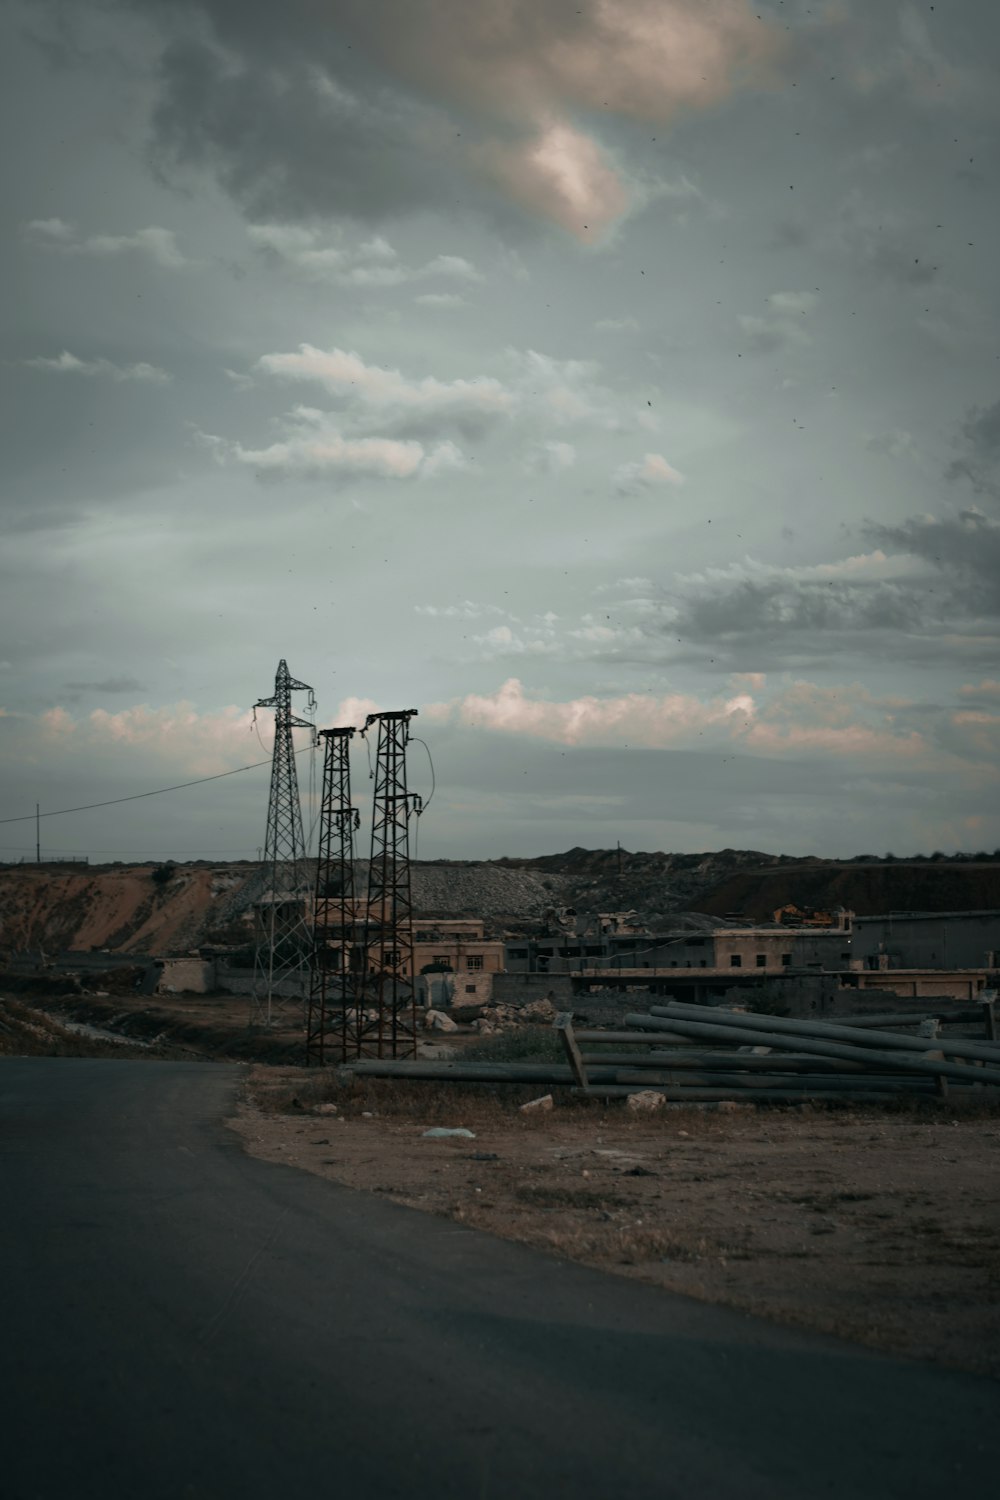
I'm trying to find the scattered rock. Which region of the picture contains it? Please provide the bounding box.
[422,1127,476,1139]
[714,1100,753,1114]
[475,998,557,1035]
[450,1004,484,1024]
[626,1090,665,1114]
[519,1094,554,1114]
[624,1165,658,1177]
[314,1102,339,1115]
[469,1151,500,1161]
[422,1008,458,1032]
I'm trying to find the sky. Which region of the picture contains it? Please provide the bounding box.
[1,0,999,864]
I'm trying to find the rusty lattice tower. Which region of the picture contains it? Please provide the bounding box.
[306,727,361,1065]
[250,659,316,1027]
[360,710,421,1058]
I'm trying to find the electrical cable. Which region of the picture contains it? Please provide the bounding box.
[0,748,313,827]
[410,736,436,815]
[409,735,435,864]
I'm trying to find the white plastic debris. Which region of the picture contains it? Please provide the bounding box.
[421,1127,476,1139]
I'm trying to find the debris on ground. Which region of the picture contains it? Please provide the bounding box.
[475,999,557,1034]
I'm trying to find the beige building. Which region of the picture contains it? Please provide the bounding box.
[311,902,504,1006]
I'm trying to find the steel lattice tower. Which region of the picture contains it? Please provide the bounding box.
[359,710,421,1058]
[250,659,316,1027]
[305,728,361,1065]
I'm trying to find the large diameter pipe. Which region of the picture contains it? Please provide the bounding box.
[648,1001,1000,1066]
[625,1013,1000,1087]
[571,1086,932,1104]
[581,1050,929,1074]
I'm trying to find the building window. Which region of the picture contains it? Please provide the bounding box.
[730,955,742,968]
[467,954,484,970]
[465,984,477,994]
[756,954,767,967]
[385,950,400,968]
[433,954,450,965]
[781,953,791,967]
[699,959,707,968]
[840,952,851,962]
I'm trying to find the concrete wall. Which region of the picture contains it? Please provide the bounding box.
[852,912,1000,970]
[156,958,215,995]
[491,972,573,1007]
[215,965,305,1000]
[505,927,852,975]
[418,970,494,1008]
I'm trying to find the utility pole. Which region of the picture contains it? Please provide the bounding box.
[360,710,421,1058]
[36,804,41,864]
[250,659,316,1027]
[306,728,360,1065]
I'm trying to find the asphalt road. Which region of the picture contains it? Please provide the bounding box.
[1,1060,996,1500]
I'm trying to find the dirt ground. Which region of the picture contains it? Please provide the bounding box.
[232,1067,1000,1380]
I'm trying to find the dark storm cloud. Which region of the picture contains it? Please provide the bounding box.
[946,398,1000,500]
[615,509,1000,672]
[42,0,794,236]
[148,35,455,226]
[862,508,1000,609]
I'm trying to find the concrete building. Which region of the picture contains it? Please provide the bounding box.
[504,917,853,975]
[412,918,505,1007]
[851,910,1000,971]
[309,901,504,1006]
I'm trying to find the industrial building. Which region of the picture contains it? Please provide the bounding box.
[851,910,1000,972]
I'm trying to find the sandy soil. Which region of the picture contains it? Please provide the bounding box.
[232,1068,1000,1379]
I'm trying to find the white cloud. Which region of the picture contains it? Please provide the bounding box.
[199,409,464,480]
[25,220,187,268]
[469,627,560,659]
[414,292,467,308]
[254,344,514,426]
[426,676,755,747]
[23,351,171,383]
[415,601,506,619]
[248,224,481,286]
[595,316,639,332]
[614,452,685,495]
[738,290,818,353]
[524,440,576,474]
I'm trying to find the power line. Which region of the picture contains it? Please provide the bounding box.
[0,749,312,828]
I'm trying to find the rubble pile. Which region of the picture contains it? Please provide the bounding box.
[474,998,557,1034]
[409,863,568,921]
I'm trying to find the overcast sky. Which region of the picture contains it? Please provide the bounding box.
[1,0,999,864]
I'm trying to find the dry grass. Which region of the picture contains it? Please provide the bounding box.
[0,998,154,1058]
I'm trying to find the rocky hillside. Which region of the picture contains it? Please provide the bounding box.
[499,846,795,924]
[1,850,996,958]
[695,861,1000,922]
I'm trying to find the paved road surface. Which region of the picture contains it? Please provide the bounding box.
[1,1059,996,1499]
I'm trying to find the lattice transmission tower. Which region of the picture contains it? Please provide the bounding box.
[359,710,421,1058]
[250,659,316,1027]
[306,727,361,1065]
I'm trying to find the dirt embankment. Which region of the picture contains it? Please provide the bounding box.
[234,1070,1000,1380]
[0,864,259,956]
[2,852,998,962]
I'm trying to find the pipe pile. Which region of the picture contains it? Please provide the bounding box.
[341,1000,1000,1106]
